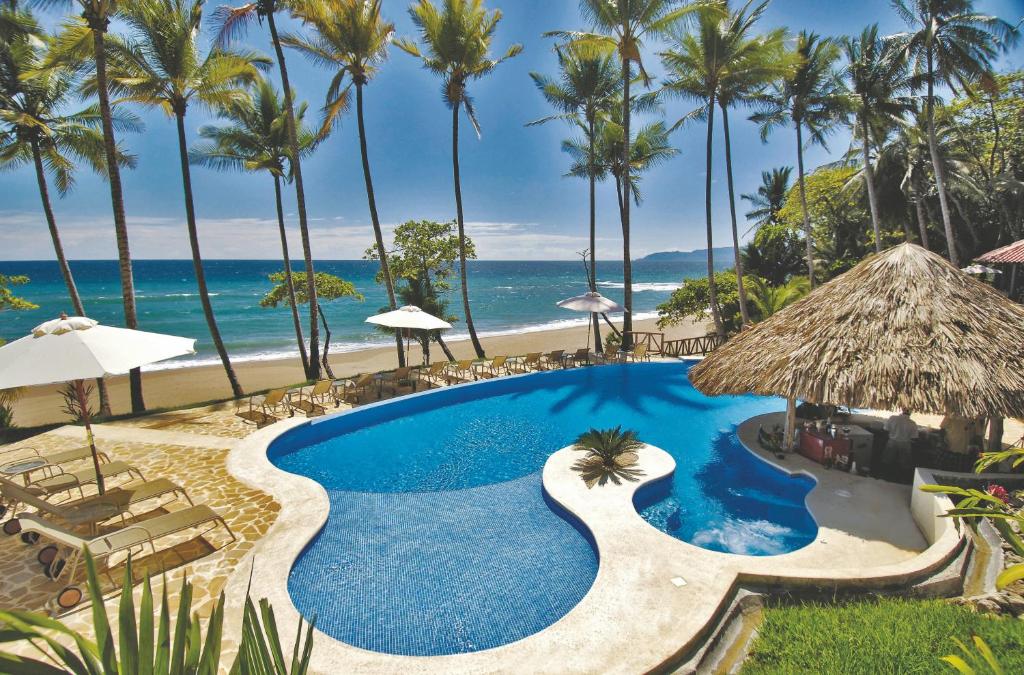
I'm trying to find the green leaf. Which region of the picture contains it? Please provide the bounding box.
[940,655,976,674]
[118,556,139,675]
[84,547,118,674]
[139,576,155,675]
[155,577,171,675]
[169,576,193,675]
[971,635,1003,675]
[995,564,1024,590]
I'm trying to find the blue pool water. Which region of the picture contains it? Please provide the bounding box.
[268,362,818,656]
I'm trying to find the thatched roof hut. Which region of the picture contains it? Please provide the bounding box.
[689,243,1024,419]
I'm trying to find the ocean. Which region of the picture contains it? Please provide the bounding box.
[0,259,723,370]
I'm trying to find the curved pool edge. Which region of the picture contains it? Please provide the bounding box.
[219,379,969,674]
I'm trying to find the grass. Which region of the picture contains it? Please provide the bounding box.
[740,597,1024,674]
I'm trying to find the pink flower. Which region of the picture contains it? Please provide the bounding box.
[986,484,1010,504]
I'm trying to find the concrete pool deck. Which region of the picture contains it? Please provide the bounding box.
[221,405,966,674]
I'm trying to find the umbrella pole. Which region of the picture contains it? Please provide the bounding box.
[74,379,105,494]
[783,397,797,452]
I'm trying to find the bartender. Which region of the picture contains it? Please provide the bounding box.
[884,409,918,467]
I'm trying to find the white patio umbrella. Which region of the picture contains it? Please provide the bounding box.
[961,264,1002,275]
[365,305,452,366]
[556,291,627,350]
[0,314,196,493]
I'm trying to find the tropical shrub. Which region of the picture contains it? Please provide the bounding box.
[657,271,744,334]
[571,426,645,488]
[0,549,315,674]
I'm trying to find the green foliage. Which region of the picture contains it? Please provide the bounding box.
[657,271,742,333]
[746,276,809,320]
[571,426,645,488]
[0,273,38,311]
[741,598,1024,675]
[261,271,362,308]
[0,548,316,674]
[741,222,805,285]
[742,166,792,230]
[365,219,472,293]
[942,635,1006,675]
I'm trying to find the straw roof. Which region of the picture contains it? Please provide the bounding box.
[977,239,1024,264]
[689,243,1024,418]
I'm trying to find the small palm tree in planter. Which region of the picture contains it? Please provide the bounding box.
[572,426,646,488]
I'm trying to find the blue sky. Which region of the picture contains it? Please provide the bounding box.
[2,0,1022,261]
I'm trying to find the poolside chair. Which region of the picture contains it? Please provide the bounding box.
[540,350,565,370]
[444,360,477,384]
[236,387,292,428]
[619,343,650,363]
[290,380,337,417]
[473,356,509,379]
[16,504,235,583]
[568,348,591,367]
[1,476,191,534]
[417,361,449,388]
[508,352,542,374]
[338,373,379,404]
[0,445,111,471]
[382,367,418,396]
[27,461,145,500]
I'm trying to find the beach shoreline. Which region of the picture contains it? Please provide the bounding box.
[11,315,708,427]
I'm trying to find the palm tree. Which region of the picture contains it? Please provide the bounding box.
[528,43,619,352]
[38,0,145,411]
[892,0,1018,266]
[0,10,140,416]
[282,0,407,368]
[742,166,791,228]
[110,0,268,398]
[547,0,700,348]
[746,275,808,320]
[661,0,784,331]
[841,24,912,253]
[213,0,323,380]
[395,0,522,359]
[751,31,847,288]
[189,77,316,375]
[571,425,645,488]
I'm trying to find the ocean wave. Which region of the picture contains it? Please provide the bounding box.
[597,280,681,292]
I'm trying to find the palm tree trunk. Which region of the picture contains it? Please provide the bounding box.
[913,173,930,249]
[267,10,319,379]
[318,307,335,379]
[925,50,958,266]
[721,105,749,327]
[861,115,883,253]
[704,97,724,336]
[620,57,633,350]
[452,100,485,358]
[89,21,143,412]
[795,122,815,286]
[436,334,455,361]
[31,138,112,416]
[273,175,309,374]
[174,111,243,398]
[356,82,405,367]
[587,114,602,353]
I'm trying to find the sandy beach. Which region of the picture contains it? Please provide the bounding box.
[11,315,708,427]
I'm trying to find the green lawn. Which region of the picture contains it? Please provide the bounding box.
[740,598,1024,674]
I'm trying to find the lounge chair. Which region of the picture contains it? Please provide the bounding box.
[236,387,292,428]
[444,360,477,384]
[1,476,191,533]
[508,352,542,374]
[540,350,565,370]
[417,361,449,387]
[16,504,235,582]
[27,461,144,500]
[290,380,337,417]
[0,446,111,471]
[625,344,650,362]
[382,367,418,396]
[338,373,379,403]
[474,356,509,379]
[567,348,591,367]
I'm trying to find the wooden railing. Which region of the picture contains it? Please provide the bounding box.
[661,333,727,357]
[623,331,664,354]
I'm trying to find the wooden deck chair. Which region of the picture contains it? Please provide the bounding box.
[417,361,449,387]
[382,367,417,396]
[540,350,565,370]
[27,461,144,501]
[338,373,379,403]
[1,476,191,534]
[444,360,477,383]
[16,504,235,583]
[473,356,509,379]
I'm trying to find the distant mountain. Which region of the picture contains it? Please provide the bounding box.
[637,247,734,262]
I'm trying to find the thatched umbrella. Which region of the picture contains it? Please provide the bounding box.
[689,243,1024,446]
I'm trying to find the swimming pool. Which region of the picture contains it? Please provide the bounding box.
[268,362,818,656]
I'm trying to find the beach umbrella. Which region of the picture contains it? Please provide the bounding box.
[556,291,626,350]
[365,306,452,365]
[0,314,196,493]
[961,264,1001,275]
[689,243,1024,449]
